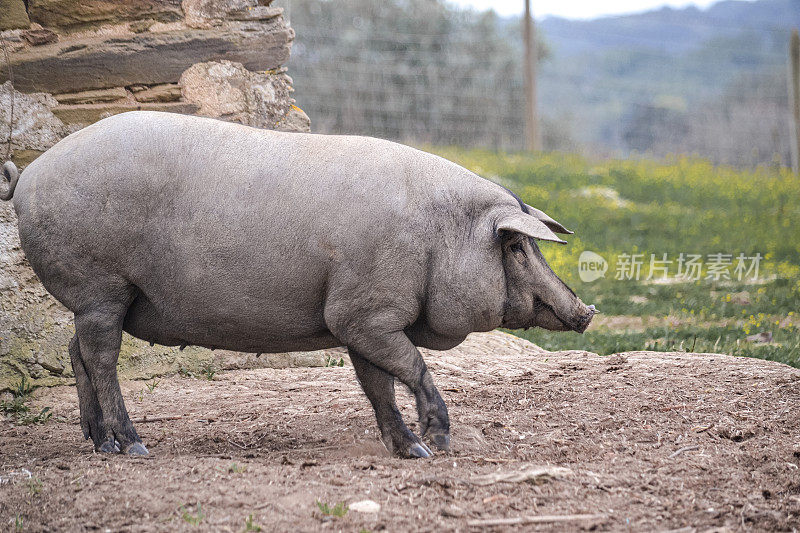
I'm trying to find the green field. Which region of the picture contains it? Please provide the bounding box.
[431,148,800,367]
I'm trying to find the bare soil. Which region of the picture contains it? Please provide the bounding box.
[2,331,799,532]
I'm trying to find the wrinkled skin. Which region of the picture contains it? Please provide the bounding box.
[3,111,595,458]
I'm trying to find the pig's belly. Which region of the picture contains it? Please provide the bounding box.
[122,291,342,353]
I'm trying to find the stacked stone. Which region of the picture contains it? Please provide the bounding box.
[0,0,313,391]
[0,0,310,167]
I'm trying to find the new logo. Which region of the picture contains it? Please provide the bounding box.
[578,251,608,282]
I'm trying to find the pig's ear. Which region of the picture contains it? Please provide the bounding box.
[496,213,568,244]
[524,204,573,235]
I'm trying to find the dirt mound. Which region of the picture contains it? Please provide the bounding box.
[1,331,799,531]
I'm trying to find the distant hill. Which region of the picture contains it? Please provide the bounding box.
[540,0,799,55]
[535,0,800,162]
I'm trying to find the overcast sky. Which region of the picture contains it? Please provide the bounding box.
[447,0,751,19]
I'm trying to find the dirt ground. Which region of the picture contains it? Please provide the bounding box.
[2,331,799,532]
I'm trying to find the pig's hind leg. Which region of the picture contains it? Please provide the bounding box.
[72,283,148,456]
[69,334,118,453]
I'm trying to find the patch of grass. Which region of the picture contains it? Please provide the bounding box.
[27,477,42,497]
[1,376,34,415]
[201,362,217,381]
[226,462,246,474]
[244,513,262,532]
[179,503,204,526]
[146,379,159,393]
[19,407,52,425]
[316,500,348,518]
[510,279,800,366]
[0,395,28,416]
[1,377,52,425]
[514,323,800,364]
[14,514,23,531]
[324,355,345,367]
[12,376,34,397]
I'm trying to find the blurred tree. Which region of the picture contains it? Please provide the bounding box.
[285,0,558,150]
[622,69,792,167]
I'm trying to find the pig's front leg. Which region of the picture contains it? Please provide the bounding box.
[350,350,432,458]
[346,330,451,456]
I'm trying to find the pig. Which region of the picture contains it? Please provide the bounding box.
[1,111,595,458]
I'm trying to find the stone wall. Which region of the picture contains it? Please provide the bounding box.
[0,0,310,167]
[0,0,316,392]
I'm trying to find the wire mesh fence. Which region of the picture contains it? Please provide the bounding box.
[276,0,798,167]
[281,0,527,150]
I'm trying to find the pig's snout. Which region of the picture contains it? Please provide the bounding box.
[570,302,597,333]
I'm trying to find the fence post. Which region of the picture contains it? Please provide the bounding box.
[790,29,800,173]
[523,0,541,152]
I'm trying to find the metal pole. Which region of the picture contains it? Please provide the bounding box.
[523,0,541,152]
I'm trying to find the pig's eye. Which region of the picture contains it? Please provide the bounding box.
[510,242,526,257]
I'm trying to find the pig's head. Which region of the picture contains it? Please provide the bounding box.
[495,203,596,333]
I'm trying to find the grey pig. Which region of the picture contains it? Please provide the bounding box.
[1,111,595,458]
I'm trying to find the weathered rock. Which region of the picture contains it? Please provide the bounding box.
[8,150,44,169]
[1,26,294,94]
[228,6,283,22]
[0,0,30,31]
[180,60,310,132]
[0,81,68,152]
[20,29,59,47]
[27,0,184,33]
[0,31,28,55]
[349,500,381,514]
[182,0,254,28]
[53,87,129,105]
[129,19,157,34]
[277,104,312,133]
[52,101,200,125]
[132,83,182,103]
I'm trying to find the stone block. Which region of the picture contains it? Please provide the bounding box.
[27,0,183,33]
[228,6,283,22]
[21,29,59,46]
[0,81,67,152]
[52,101,199,125]
[1,26,294,94]
[53,87,128,105]
[182,0,253,28]
[0,0,30,31]
[132,83,182,103]
[180,60,309,132]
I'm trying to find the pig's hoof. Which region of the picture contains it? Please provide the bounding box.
[124,442,149,456]
[430,433,450,452]
[409,442,432,458]
[97,439,120,454]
